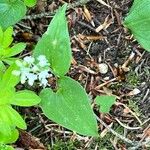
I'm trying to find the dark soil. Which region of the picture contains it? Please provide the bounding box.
[14,0,150,149]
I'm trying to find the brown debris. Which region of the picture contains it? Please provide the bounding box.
[17,130,46,150]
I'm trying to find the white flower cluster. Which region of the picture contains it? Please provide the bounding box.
[13,55,52,87]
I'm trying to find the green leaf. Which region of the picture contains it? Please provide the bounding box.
[0,63,19,89]
[3,57,18,65]
[0,88,15,105]
[0,0,26,29]
[95,95,116,113]
[0,121,18,144]
[0,121,12,137]
[40,76,98,136]
[0,26,3,44]
[2,26,13,48]
[34,4,72,77]
[0,128,19,144]
[0,60,6,80]
[4,43,26,57]
[24,0,37,7]
[11,90,41,106]
[0,105,26,129]
[0,144,15,150]
[124,0,150,51]
[4,145,15,150]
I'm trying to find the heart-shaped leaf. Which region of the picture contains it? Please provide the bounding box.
[40,76,98,136]
[34,4,72,77]
[95,95,116,113]
[124,0,150,51]
[0,0,26,29]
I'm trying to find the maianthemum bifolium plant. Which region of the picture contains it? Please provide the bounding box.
[1,0,148,149]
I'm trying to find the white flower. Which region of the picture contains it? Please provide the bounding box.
[32,65,39,73]
[38,70,52,87]
[26,73,37,86]
[38,70,50,81]
[40,78,48,87]
[20,67,30,84]
[13,55,52,88]
[23,56,35,65]
[21,67,30,75]
[20,74,27,84]
[37,55,50,67]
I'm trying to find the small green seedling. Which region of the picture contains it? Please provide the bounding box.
[95,95,116,113]
[124,0,150,51]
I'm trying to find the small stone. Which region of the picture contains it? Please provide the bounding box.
[98,63,108,74]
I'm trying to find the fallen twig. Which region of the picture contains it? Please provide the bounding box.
[24,0,91,20]
[95,115,137,146]
[115,118,142,130]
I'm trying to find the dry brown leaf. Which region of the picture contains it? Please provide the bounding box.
[18,130,46,150]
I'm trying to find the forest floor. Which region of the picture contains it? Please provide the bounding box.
[14,0,150,149]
